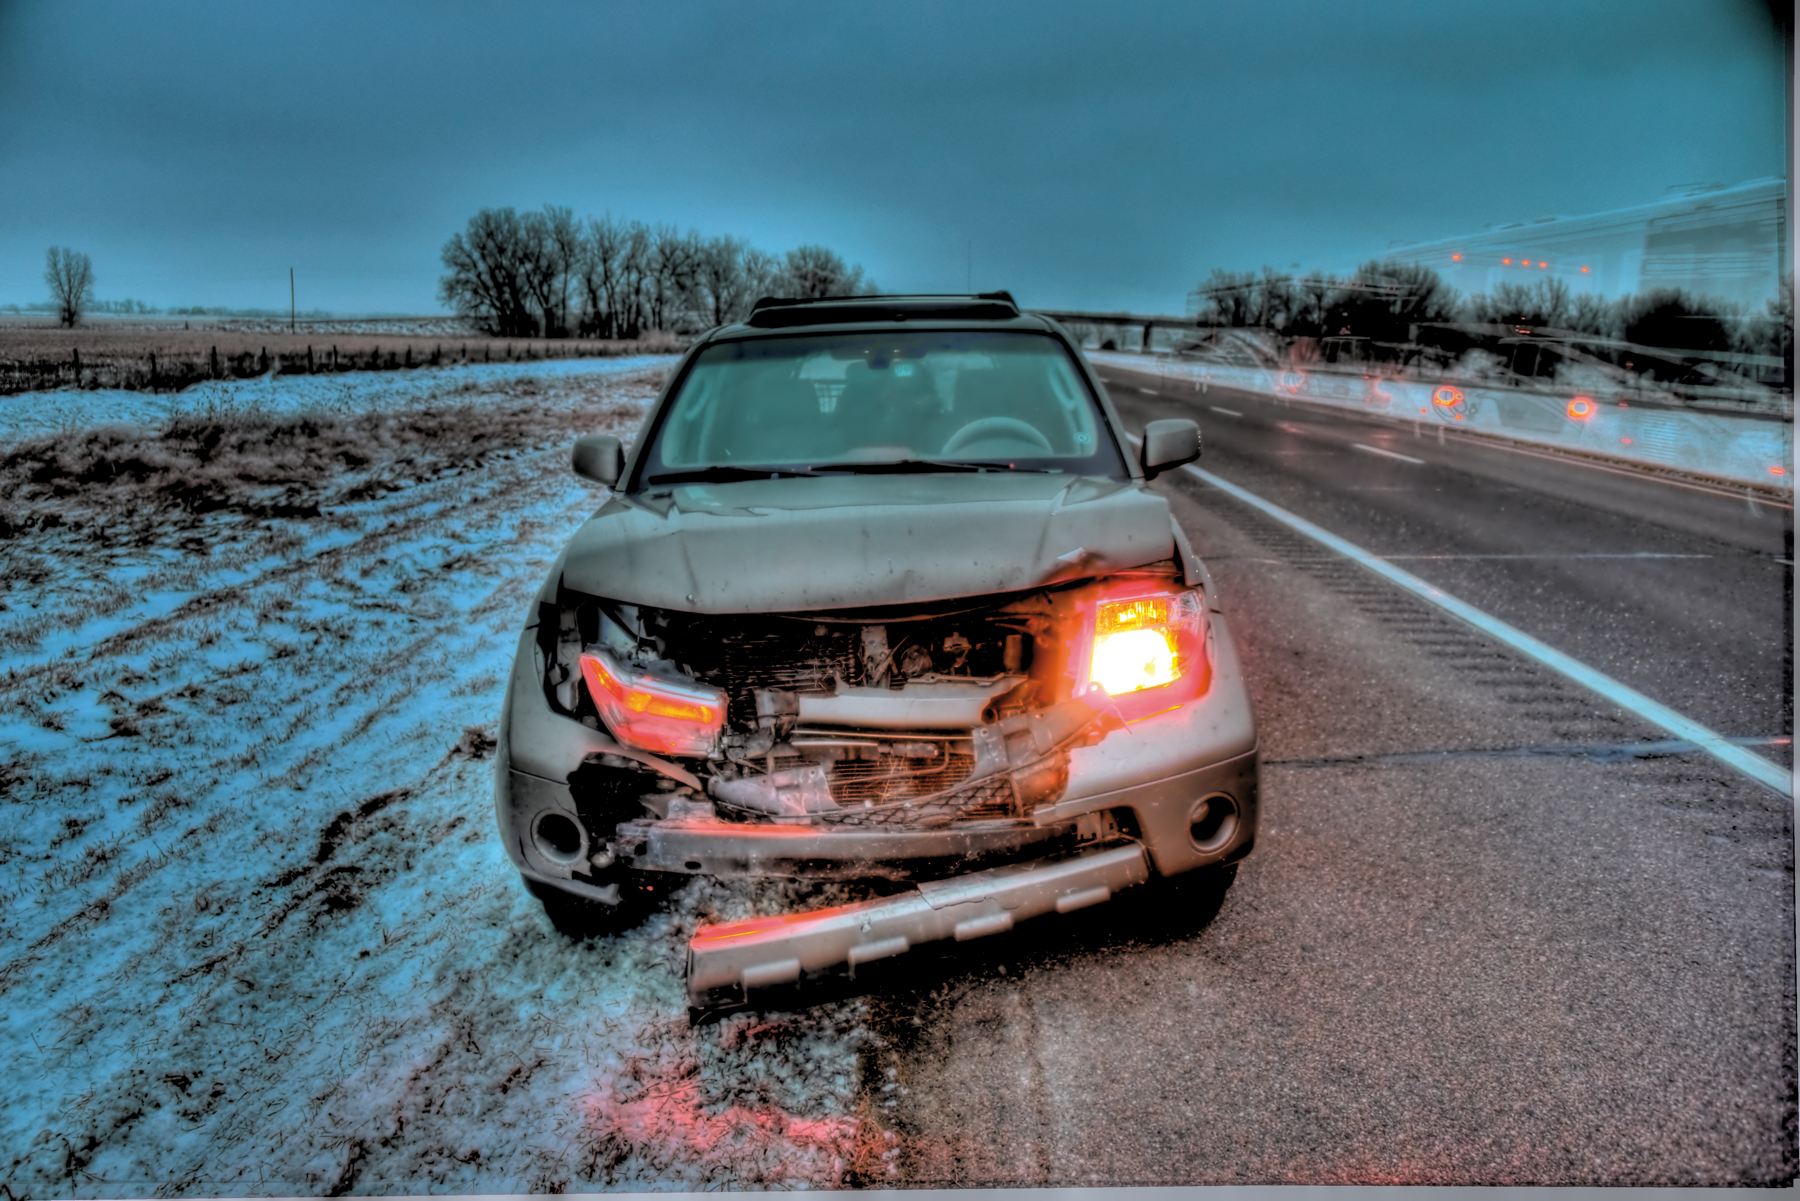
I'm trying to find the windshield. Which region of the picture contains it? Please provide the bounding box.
[633,329,1128,487]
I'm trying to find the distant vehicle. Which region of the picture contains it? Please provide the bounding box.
[494,292,1259,1007]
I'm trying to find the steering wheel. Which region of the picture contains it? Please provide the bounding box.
[940,417,1054,456]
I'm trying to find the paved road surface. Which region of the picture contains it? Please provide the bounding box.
[842,368,1794,1186]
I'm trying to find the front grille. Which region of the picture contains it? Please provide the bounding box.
[763,750,1018,827]
[698,621,863,728]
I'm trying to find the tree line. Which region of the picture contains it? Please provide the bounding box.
[1190,261,1793,381]
[438,206,875,339]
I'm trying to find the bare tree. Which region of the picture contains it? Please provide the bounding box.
[694,235,753,326]
[615,220,652,338]
[781,244,867,298]
[742,248,784,302]
[507,206,579,338]
[1471,277,1573,328]
[1290,273,1338,337]
[439,208,539,337]
[576,214,629,338]
[535,205,583,338]
[44,247,95,328]
[647,225,703,332]
[1193,268,1257,327]
[1565,292,1619,338]
[1254,267,1297,329]
[446,204,874,336]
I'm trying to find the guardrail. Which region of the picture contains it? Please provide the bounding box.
[1089,351,1793,493]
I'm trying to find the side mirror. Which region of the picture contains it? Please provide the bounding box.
[1140,418,1201,480]
[571,433,624,487]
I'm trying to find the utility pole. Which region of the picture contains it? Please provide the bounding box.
[289,268,295,333]
[967,242,972,293]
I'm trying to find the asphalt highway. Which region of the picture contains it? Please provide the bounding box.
[841,368,1795,1186]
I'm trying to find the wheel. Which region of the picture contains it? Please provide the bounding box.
[1117,863,1238,941]
[940,416,1053,455]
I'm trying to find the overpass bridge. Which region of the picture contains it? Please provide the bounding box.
[1031,309,1201,353]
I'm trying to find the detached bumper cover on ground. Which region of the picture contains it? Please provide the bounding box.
[686,840,1151,1005]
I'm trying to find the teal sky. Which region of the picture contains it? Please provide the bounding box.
[0,0,1788,315]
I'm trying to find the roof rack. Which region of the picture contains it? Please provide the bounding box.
[744,291,1021,328]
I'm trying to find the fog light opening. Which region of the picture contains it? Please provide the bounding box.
[533,810,587,866]
[1189,793,1239,853]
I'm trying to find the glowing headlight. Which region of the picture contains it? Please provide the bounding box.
[1084,586,1208,719]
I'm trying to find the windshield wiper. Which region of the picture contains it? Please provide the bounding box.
[810,459,1060,475]
[642,465,822,485]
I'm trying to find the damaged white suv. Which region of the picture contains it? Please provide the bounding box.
[495,292,1257,1006]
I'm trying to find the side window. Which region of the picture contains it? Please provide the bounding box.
[661,367,716,465]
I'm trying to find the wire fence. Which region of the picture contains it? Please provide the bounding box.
[0,333,684,396]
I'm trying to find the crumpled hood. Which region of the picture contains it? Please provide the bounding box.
[560,473,1175,612]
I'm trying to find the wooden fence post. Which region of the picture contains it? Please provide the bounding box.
[307,345,314,373]
[149,351,157,390]
[210,346,219,378]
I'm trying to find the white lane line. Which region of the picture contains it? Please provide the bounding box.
[1138,386,1161,396]
[1353,443,1425,464]
[1184,463,1793,797]
[1209,406,1243,417]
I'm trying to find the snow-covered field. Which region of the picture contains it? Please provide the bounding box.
[0,356,677,445]
[0,360,889,1193]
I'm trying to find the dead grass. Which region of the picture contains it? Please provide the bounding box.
[0,395,641,528]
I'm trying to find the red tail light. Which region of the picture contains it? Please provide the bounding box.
[1075,580,1211,723]
[578,649,726,757]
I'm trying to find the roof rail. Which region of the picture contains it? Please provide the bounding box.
[744,292,1021,328]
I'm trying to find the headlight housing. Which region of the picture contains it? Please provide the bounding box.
[1074,578,1211,723]
[578,647,727,757]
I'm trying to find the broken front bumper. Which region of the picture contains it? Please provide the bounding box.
[686,839,1151,1006]
[497,609,1259,997]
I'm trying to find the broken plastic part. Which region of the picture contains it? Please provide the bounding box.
[685,840,1150,1006]
[969,687,1113,811]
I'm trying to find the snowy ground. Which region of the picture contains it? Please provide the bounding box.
[0,356,677,445]
[0,360,892,1194]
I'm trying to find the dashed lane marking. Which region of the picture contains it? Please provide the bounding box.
[1353,443,1425,464]
[1209,406,1242,417]
[1184,463,1793,797]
